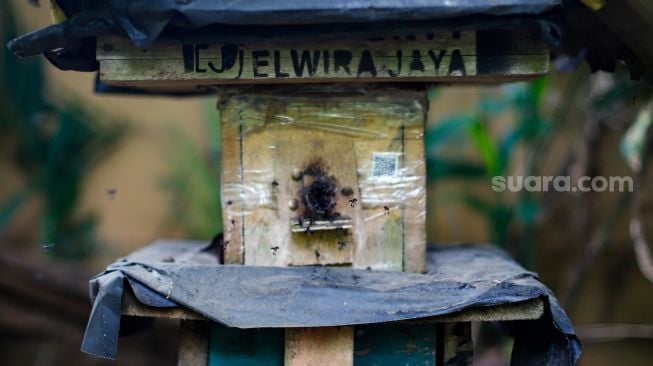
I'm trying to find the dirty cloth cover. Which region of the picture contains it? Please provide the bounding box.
[81,241,581,364]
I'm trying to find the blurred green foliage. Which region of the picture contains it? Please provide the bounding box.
[0,1,126,258]
[427,68,651,269]
[160,100,222,240]
[426,79,558,267]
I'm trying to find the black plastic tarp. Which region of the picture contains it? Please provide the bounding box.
[8,1,653,84]
[7,0,561,71]
[74,0,559,48]
[81,241,581,364]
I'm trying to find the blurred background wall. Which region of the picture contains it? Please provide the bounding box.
[2,0,216,267]
[1,1,653,365]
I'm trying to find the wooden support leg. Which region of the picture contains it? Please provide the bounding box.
[437,322,473,366]
[178,320,210,366]
[285,327,354,366]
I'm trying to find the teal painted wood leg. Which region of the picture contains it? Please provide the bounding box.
[205,322,472,366]
[208,323,285,366]
[354,323,438,366]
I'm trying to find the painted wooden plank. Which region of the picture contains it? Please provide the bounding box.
[208,324,284,366]
[285,327,354,366]
[97,29,548,88]
[178,320,210,366]
[354,323,437,366]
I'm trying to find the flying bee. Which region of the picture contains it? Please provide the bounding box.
[337,240,347,251]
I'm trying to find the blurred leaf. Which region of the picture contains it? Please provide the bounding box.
[462,194,513,247]
[426,115,475,146]
[530,77,548,105]
[203,99,221,155]
[38,103,127,246]
[513,80,548,142]
[0,189,34,233]
[430,78,559,255]
[479,90,512,116]
[516,196,541,225]
[468,118,502,177]
[161,123,222,240]
[1,3,127,259]
[426,86,439,103]
[427,158,486,180]
[427,115,487,178]
[621,99,653,173]
[591,77,638,112]
[498,129,521,173]
[462,194,495,216]
[0,0,46,135]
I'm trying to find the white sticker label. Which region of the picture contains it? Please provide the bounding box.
[372,152,400,178]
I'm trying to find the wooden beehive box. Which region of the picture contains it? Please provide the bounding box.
[220,90,427,272]
[88,25,552,366]
[94,27,549,275]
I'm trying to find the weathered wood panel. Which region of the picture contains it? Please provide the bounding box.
[402,137,427,273]
[220,92,427,269]
[285,327,354,366]
[220,100,246,264]
[97,29,548,89]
